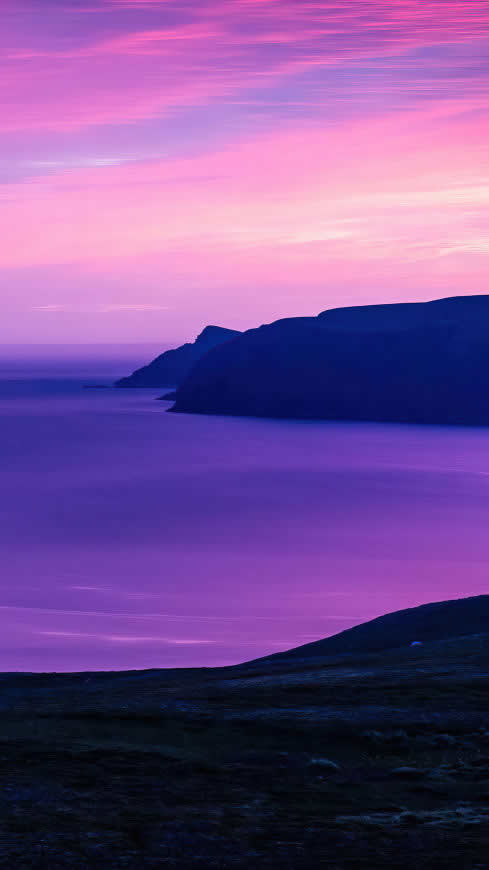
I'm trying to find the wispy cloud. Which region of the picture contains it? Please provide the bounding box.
[32,304,170,312]
[39,630,215,644]
[0,1,488,340]
[2,1,489,133]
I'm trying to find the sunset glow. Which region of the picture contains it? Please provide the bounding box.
[2,0,488,342]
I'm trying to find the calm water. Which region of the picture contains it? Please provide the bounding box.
[1,352,489,672]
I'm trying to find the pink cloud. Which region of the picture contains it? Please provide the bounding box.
[0,0,488,341]
[1,107,487,279]
[1,0,488,133]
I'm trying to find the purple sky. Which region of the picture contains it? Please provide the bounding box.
[1,0,488,344]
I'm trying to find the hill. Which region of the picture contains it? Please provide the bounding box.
[170,295,489,424]
[115,325,240,388]
[3,598,489,867]
[261,594,489,661]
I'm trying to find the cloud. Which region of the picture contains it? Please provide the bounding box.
[39,630,215,644]
[1,1,488,133]
[32,304,170,312]
[0,105,483,287]
[0,0,487,342]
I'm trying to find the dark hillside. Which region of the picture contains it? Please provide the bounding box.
[3,616,489,867]
[262,594,489,661]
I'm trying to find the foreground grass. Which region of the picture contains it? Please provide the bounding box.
[1,635,489,867]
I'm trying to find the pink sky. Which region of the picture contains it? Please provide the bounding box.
[1,0,488,343]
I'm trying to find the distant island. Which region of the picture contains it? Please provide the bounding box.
[168,294,489,425]
[115,325,240,388]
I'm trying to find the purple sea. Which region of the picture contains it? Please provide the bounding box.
[1,347,489,672]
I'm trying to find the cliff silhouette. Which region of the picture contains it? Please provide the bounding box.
[115,325,240,388]
[170,295,489,424]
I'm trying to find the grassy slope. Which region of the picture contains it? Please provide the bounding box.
[2,635,489,867]
[258,594,489,661]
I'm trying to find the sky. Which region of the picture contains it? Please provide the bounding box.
[1,0,488,344]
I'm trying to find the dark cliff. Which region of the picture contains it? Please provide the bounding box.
[170,295,489,424]
[115,325,240,388]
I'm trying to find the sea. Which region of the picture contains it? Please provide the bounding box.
[1,345,489,672]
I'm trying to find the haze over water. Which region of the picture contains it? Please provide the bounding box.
[1,350,489,673]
